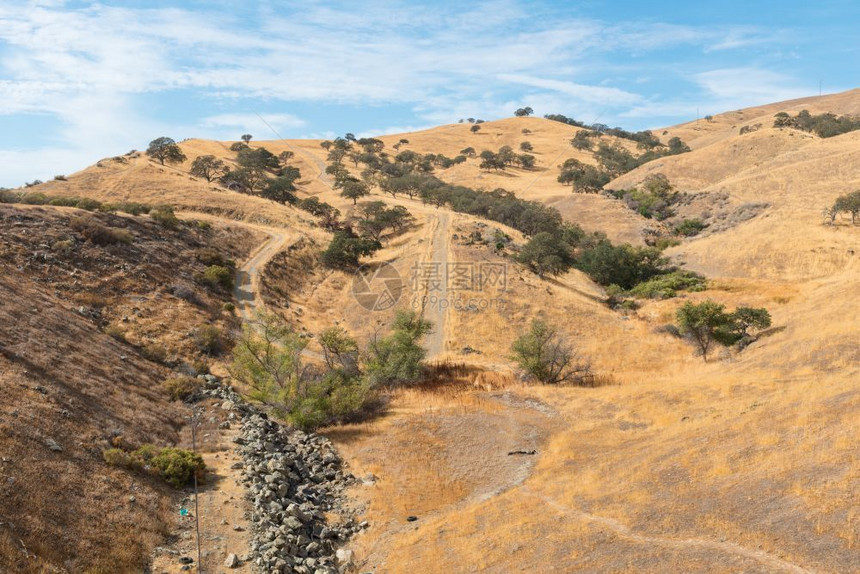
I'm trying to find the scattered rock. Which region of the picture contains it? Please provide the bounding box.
[224,553,240,568]
[44,438,63,452]
[188,380,361,572]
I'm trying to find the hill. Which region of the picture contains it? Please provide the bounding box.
[1,88,859,572]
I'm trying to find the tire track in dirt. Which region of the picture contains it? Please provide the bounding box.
[519,487,814,574]
[421,211,450,359]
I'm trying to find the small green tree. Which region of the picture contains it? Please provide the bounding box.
[676,301,731,361]
[146,137,187,165]
[514,106,534,117]
[364,311,432,387]
[319,326,360,373]
[470,125,481,134]
[262,173,300,204]
[516,232,574,278]
[834,190,860,224]
[519,141,533,152]
[511,319,590,384]
[190,155,227,182]
[339,177,370,205]
[241,134,253,145]
[321,230,381,269]
[229,311,307,416]
[728,306,772,338]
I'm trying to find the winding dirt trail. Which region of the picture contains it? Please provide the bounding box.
[233,228,291,322]
[519,486,814,574]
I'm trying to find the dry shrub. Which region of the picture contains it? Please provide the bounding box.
[161,375,201,401]
[69,215,132,246]
[141,342,168,364]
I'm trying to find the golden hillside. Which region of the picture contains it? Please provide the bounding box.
[2,88,859,572]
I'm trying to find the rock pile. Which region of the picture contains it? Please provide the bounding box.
[194,379,362,574]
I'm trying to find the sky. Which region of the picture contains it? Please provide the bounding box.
[0,0,858,187]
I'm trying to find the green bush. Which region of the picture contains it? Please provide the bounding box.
[197,265,234,290]
[674,218,707,237]
[627,270,707,299]
[48,196,83,207]
[111,201,151,215]
[75,197,103,211]
[21,192,49,205]
[104,444,205,487]
[0,189,21,203]
[150,205,179,228]
[222,302,235,312]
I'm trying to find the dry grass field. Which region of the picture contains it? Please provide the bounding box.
[2,89,859,572]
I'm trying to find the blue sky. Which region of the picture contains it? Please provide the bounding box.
[0,0,858,187]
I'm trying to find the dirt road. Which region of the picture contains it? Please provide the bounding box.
[233,229,290,323]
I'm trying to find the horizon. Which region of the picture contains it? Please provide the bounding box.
[1,0,859,187]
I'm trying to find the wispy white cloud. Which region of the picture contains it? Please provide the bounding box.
[0,0,809,185]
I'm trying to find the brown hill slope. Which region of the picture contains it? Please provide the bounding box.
[0,205,258,572]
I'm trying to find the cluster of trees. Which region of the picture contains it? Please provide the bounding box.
[824,190,860,225]
[607,173,681,220]
[514,107,534,117]
[320,202,414,269]
[559,139,689,194]
[676,301,772,360]
[545,113,688,152]
[774,110,860,138]
[230,311,432,429]
[320,134,467,205]
[557,158,610,193]
[146,135,304,205]
[478,146,535,170]
[216,145,302,204]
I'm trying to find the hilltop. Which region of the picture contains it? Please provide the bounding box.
[1,88,859,572]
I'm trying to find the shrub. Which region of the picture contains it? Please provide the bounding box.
[0,189,21,203]
[222,302,235,312]
[70,215,133,246]
[576,242,667,289]
[511,319,591,384]
[674,218,707,237]
[150,205,179,228]
[104,323,127,342]
[169,282,200,304]
[141,343,168,364]
[627,270,707,299]
[48,196,83,207]
[162,376,201,401]
[21,192,49,205]
[111,201,150,215]
[74,197,103,211]
[197,265,234,291]
[54,174,67,181]
[193,324,228,355]
[149,447,204,487]
[194,247,235,268]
